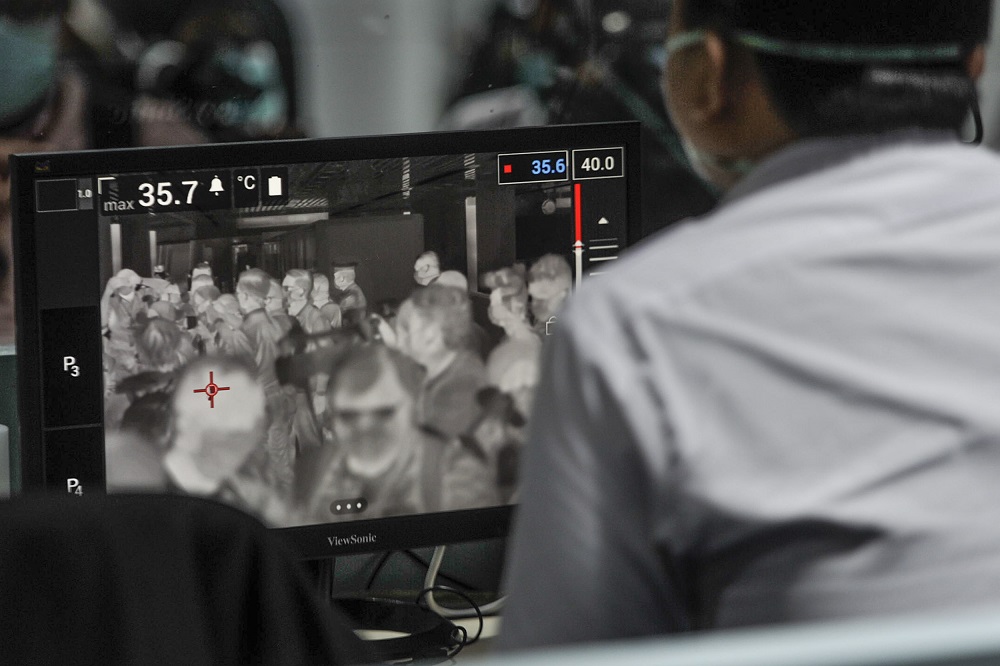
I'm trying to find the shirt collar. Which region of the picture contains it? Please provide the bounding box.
[722,129,959,206]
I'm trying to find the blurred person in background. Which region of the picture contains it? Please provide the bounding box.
[66,0,300,142]
[500,0,1000,651]
[1,0,302,345]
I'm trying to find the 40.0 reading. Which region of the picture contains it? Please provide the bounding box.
[579,156,616,172]
[572,148,625,180]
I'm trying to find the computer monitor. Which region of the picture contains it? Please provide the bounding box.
[11,121,641,558]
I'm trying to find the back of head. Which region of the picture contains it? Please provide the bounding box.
[681,0,992,137]
[136,317,185,372]
[168,355,266,489]
[328,343,424,405]
[237,267,271,301]
[210,293,244,330]
[407,283,474,351]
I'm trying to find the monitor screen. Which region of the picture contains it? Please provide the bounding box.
[11,121,641,557]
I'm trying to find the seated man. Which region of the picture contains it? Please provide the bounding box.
[396,284,488,438]
[500,0,1000,652]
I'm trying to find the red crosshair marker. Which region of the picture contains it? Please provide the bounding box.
[193,371,230,408]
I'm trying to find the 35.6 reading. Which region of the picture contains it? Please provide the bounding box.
[531,158,567,175]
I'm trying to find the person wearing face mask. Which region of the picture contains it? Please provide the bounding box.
[331,259,367,329]
[281,269,329,337]
[499,0,1000,651]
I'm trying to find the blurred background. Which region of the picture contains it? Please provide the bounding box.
[5,0,1000,607]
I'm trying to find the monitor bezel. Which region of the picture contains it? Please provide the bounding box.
[11,121,642,557]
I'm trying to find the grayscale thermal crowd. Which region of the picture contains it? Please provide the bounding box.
[100,249,573,527]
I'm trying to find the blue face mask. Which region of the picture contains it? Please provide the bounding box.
[0,16,59,128]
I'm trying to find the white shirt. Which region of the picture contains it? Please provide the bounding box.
[499,134,1000,650]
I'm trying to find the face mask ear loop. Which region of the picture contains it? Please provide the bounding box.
[965,84,984,146]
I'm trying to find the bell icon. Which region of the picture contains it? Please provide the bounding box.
[209,176,224,195]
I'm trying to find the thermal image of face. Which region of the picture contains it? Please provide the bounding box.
[413,251,441,286]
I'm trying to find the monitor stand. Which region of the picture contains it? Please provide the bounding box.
[311,557,463,663]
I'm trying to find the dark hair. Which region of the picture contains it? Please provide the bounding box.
[680,0,978,138]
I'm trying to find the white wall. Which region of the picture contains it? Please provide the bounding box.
[278,0,495,138]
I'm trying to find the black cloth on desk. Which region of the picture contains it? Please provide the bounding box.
[0,493,372,666]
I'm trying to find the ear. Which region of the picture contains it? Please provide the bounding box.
[692,30,733,123]
[966,44,987,81]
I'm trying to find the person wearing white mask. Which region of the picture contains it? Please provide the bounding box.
[500,0,1000,651]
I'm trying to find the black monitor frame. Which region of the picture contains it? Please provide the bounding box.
[11,121,642,557]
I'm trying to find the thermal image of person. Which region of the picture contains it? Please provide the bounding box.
[500,0,1000,653]
[236,268,295,493]
[282,269,330,336]
[310,272,343,328]
[527,253,572,337]
[256,278,292,341]
[413,250,441,286]
[190,284,222,355]
[308,344,427,521]
[331,259,367,327]
[482,265,542,392]
[101,268,144,340]
[163,356,266,504]
[134,317,195,375]
[396,284,488,438]
[207,294,254,363]
[235,269,284,395]
[307,344,494,522]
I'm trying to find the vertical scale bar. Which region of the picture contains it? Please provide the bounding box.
[573,183,584,287]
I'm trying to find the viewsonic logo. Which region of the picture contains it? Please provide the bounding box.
[328,533,377,547]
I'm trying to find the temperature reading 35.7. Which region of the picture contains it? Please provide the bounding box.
[137,180,200,207]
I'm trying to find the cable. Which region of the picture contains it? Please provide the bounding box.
[402,549,480,591]
[416,585,483,657]
[421,545,506,618]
